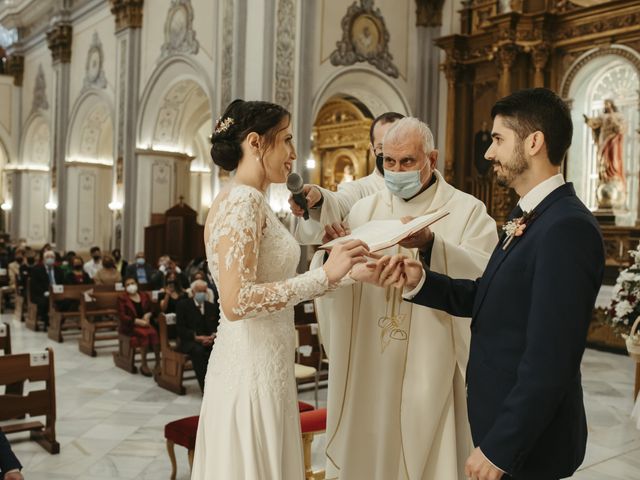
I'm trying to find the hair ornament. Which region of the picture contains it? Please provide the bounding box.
[214,116,234,134]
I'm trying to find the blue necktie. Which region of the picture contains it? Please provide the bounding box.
[48,267,56,285]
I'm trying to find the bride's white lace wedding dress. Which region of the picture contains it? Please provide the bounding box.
[191,184,332,479]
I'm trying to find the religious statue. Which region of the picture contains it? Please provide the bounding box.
[340,164,355,183]
[584,99,627,211]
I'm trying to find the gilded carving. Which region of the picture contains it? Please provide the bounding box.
[531,42,551,70]
[415,0,445,28]
[7,54,24,87]
[110,0,144,32]
[330,0,400,78]
[46,23,73,64]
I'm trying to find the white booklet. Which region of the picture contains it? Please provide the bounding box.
[319,211,449,252]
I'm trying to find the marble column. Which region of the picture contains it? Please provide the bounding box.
[47,17,73,248]
[110,0,143,259]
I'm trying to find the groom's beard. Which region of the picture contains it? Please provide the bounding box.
[495,142,529,188]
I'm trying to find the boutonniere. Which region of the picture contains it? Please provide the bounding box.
[502,211,535,250]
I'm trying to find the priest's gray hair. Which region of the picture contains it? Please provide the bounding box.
[383,117,435,154]
[191,279,208,291]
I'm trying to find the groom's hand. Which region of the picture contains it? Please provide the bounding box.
[465,447,504,480]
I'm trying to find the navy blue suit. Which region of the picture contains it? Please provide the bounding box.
[0,431,22,477]
[409,183,604,479]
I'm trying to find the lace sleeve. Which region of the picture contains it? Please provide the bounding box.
[213,187,329,320]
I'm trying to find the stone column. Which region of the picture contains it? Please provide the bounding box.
[531,42,550,88]
[110,0,144,259]
[47,17,73,248]
[6,54,24,87]
[415,0,445,136]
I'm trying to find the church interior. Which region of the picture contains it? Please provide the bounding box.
[1,0,640,478]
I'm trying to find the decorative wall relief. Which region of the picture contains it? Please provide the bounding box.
[32,64,49,112]
[83,32,107,91]
[151,160,173,213]
[160,0,199,60]
[330,0,399,78]
[77,171,96,245]
[275,0,296,111]
[220,0,234,109]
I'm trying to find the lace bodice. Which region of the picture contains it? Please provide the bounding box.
[204,184,329,399]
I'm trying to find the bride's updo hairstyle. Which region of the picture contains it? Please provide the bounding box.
[210,99,290,171]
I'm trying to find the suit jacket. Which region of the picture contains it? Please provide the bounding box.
[117,292,152,336]
[63,270,93,285]
[30,264,65,299]
[176,297,220,347]
[409,183,604,479]
[0,431,22,476]
[124,264,155,284]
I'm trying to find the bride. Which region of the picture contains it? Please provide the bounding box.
[191,99,370,479]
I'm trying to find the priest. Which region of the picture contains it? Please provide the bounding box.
[312,117,498,479]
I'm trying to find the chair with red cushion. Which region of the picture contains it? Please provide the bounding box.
[164,402,317,479]
[300,407,327,480]
[164,415,199,480]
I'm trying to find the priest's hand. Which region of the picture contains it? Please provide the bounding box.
[288,185,322,217]
[322,239,370,286]
[398,216,434,251]
[465,447,504,480]
[322,221,351,244]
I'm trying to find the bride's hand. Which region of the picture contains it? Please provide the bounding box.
[323,239,370,285]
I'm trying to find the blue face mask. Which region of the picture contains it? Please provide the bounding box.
[384,162,428,199]
[194,292,207,304]
[45,257,55,267]
[136,258,145,266]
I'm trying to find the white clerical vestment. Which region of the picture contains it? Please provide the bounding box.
[311,170,498,480]
[296,171,385,245]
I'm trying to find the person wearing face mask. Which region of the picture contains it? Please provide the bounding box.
[124,252,155,285]
[186,271,215,303]
[311,117,498,480]
[118,277,160,376]
[176,280,220,392]
[29,250,64,330]
[83,246,102,279]
[63,256,92,285]
[93,254,122,285]
[292,112,404,245]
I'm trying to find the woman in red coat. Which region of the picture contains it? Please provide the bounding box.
[118,277,159,376]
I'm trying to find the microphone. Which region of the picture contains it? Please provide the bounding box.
[286,172,309,220]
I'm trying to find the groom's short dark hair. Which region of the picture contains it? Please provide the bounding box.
[491,88,573,167]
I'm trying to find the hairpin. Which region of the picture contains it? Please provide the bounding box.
[214,116,234,134]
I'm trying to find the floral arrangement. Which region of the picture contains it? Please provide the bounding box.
[606,244,640,342]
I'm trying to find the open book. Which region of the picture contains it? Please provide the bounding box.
[319,211,449,252]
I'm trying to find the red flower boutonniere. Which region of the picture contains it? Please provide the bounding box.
[502,211,535,250]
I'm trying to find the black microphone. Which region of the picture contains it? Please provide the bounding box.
[286,172,309,220]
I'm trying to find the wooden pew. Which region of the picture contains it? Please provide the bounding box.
[0,322,11,354]
[25,283,40,331]
[47,284,90,342]
[0,348,60,454]
[155,313,196,395]
[78,290,121,357]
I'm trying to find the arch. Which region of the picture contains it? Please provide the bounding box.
[66,89,115,163]
[312,66,412,121]
[137,54,215,150]
[20,112,51,167]
[561,44,640,224]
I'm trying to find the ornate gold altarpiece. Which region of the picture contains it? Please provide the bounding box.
[436,0,640,272]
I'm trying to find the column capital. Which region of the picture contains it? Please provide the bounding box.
[7,55,24,86]
[110,0,144,33]
[531,42,551,71]
[47,23,73,64]
[441,59,463,84]
[415,0,446,28]
[495,43,519,70]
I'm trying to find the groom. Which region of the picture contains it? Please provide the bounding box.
[371,88,605,480]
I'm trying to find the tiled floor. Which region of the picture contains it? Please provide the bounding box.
[1,312,639,479]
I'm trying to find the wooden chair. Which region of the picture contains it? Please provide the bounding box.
[300,408,327,480]
[155,313,196,395]
[78,290,121,357]
[0,347,60,454]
